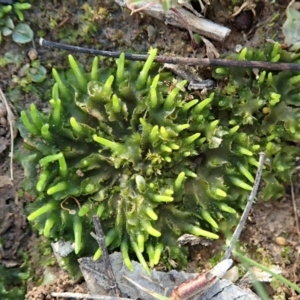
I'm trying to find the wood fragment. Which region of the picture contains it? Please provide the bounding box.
[170,272,217,300]
[81,252,258,300]
[115,0,231,41]
[290,172,300,236]
[201,36,220,58]
[92,216,121,297]
[169,259,232,300]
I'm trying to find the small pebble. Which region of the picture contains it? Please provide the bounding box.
[186,45,194,53]
[28,48,38,61]
[147,25,157,43]
[223,266,239,282]
[235,44,243,53]
[232,6,240,13]
[0,116,7,128]
[275,236,288,246]
[0,103,6,117]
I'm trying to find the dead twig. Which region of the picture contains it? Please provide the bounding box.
[0,88,15,180]
[56,16,70,28]
[290,173,300,236]
[51,292,131,299]
[223,152,265,260]
[40,38,300,71]
[92,216,121,297]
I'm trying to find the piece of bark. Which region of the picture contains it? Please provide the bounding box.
[115,1,231,42]
[78,252,260,300]
[92,216,120,297]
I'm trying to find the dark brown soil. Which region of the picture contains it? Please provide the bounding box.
[25,270,87,300]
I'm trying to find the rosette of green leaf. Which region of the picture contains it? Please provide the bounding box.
[17,49,233,269]
[17,44,300,273]
[213,43,300,200]
[0,3,12,43]
[0,1,32,44]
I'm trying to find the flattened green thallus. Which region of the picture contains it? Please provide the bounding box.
[17,44,300,273]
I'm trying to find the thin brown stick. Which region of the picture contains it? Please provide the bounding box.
[170,7,196,48]
[40,38,300,71]
[51,292,131,299]
[223,152,265,260]
[0,89,15,180]
[290,174,300,236]
[92,216,120,297]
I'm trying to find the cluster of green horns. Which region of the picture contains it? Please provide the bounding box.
[17,44,300,274]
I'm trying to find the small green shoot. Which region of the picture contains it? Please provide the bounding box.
[234,251,300,294]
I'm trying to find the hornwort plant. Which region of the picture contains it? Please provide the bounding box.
[17,43,300,274]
